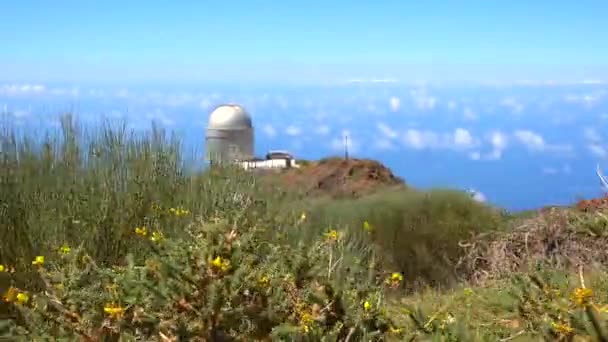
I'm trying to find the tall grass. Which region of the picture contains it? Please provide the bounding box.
[0,116,293,278]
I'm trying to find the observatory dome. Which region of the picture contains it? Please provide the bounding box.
[207,104,252,130]
[205,104,255,164]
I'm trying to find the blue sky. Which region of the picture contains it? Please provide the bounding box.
[2,1,608,83]
[2,2,608,211]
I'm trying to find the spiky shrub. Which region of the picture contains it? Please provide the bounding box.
[2,211,409,340]
[507,267,608,341]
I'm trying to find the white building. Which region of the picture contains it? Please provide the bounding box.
[204,104,299,170]
[205,104,255,164]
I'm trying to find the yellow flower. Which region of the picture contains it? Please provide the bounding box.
[390,326,403,334]
[104,303,125,319]
[258,275,270,287]
[169,207,190,216]
[572,287,593,307]
[385,272,403,288]
[135,226,148,236]
[552,321,573,335]
[363,220,373,232]
[324,229,339,242]
[2,287,18,302]
[59,244,71,254]
[300,212,307,221]
[210,256,231,272]
[150,231,164,242]
[363,301,372,311]
[32,256,44,266]
[300,311,314,325]
[0,264,5,272]
[463,287,474,296]
[16,292,29,305]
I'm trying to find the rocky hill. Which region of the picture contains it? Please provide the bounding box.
[268,157,406,199]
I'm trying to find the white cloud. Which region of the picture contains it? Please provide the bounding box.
[0,84,46,96]
[447,101,458,111]
[263,124,277,138]
[316,125,330,135]
[542,167,558,175]
[513,130,545,151]
[401,129,439,150]
[589,144,608,158]
[116,88,130,98]
[345,78,398,84]
[200,98,213,110]
[469,151,481,160]
[377,122,398,139]
[389,96,401,112]
[285,125,301,136]
[584,127,602,142]
[462,106,477,120]
[374,139,396,150]
[565,90,606,107]
[484,131,508,160]
[501,97,524,113]
[398,128,478,151]
[453,128,475,148]
[471,190,487,203]
[512,130,572,154]
[410,89,437,110]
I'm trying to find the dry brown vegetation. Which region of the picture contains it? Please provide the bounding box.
[272,157,406,199]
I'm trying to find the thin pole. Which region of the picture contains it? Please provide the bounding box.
[344,133,349,160]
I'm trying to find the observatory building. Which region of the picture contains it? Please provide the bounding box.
[204,103,300,170]
[205,104,254,164]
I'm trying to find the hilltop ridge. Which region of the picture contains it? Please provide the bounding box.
[267,157,406,199]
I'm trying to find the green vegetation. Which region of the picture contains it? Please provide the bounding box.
[2,116,608,340]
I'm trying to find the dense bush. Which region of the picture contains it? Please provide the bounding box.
[304,188,505,289]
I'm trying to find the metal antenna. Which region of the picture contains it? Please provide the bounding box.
[344,133,349,160]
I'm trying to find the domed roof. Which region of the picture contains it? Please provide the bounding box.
[207,104,252,130]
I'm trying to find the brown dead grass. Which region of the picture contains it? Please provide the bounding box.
[459,206,608,285]
[273,157,406,199]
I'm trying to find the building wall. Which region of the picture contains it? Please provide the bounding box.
[205,127,254,163]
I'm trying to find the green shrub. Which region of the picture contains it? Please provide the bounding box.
[2,214,405,340]
[304,188,506,289]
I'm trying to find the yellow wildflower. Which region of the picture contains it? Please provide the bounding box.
[324,229,339,242]
[0,264,5,272]
[150,230,164,242]
[258,275,270,287]
[385,272,404,288]
[552,321,573,335]
[363,220,373,232]
[463,287,474,296]
[300,311,314,325]
[389,326,403,334]
[572,287,593,307]
[2,287,18,302]
[210,256,231,272]
[300,212,307,222]
[32,256,44,266]
[103,303,125,319]
[135,226,148,236]
[169,207,190,216]
[363,301,372,311]
[59,244,71,254]
[16,292,29,305]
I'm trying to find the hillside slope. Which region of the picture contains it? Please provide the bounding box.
[267,157,406,199]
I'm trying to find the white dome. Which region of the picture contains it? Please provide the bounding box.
[207,104,252,130]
